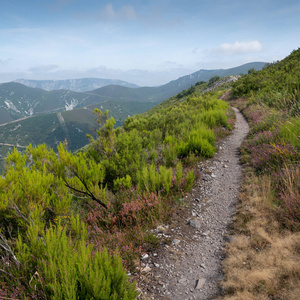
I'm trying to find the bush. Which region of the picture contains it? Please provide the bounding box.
[16,216,138,299]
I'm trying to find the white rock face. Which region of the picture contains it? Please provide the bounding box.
[65,98,78,111]
[4,100,20,113]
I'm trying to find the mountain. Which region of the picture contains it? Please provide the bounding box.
[0,98,154,172]
[0,82,112,125]
[14,78,139,92]
[87,62,266,103]
[0,61,266,172]
[1,62,265,125]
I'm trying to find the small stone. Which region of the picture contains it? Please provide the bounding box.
[211,173,217,178]
[154,263,160,267]
[142,265,151,273]
[141,253,149,260]
[195,277,206,290]
[188,218,201,229]
[172,239,181,246]
[153,253,158,257]
[178,277,188,285]
[201,230,210,236]
[217,274,225,281]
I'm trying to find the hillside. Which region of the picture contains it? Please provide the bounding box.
[0,74,234,298]
[14,78,139,92]
[0,99,154,173]
[0,82,108,124]
[221,48,300,299]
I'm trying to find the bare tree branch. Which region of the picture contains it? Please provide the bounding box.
[0,232,20,266]
[10,203,30,225]
[63,176,107,209]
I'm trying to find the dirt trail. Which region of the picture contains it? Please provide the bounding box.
[139,108,249,300]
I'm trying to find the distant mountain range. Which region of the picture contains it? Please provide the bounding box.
[14,78,139,92]
[0,61,266,172]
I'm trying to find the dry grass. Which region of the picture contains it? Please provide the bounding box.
[221,170,300,300]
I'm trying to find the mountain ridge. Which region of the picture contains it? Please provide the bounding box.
[0,61,266,170]
[14,78,139,92]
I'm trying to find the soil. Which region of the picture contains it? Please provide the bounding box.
[137,108,249,300]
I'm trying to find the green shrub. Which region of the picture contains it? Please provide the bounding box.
[16,216,138,300]
[185,170,195,191]
[200,110,229,129]
[175,162,183,187]
[114,175,132,190]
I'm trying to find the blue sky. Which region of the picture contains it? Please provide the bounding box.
[0,0,299,86]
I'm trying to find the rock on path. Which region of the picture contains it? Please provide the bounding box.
[140,108,249,300]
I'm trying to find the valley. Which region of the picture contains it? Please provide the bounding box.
[0,62,265,174]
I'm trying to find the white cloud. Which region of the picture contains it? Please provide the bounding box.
[215,41,262,55]
[98,4,137,21]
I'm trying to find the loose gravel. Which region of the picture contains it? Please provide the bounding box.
[138,108,249,300]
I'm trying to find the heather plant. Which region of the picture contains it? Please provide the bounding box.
[248,111,280,135]
[272,164,300,230]
[249,141,299,174]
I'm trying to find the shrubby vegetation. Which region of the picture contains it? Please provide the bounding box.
[0,81,232,298]
[222,48,300,299]
[232,48,300,116]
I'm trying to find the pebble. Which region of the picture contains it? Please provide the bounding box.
[173,238,182,245]
[141,253,149,260]
[188,218,202,229]
[195,277,206,290]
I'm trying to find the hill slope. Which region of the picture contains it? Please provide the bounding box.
[0,82,109,124]
[221,48,300,300]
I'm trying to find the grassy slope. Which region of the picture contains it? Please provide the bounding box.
[221,49,300,300]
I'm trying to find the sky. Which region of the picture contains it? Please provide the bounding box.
[0,0,299,86]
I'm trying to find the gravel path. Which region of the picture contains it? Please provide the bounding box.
[139,108,249,300]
